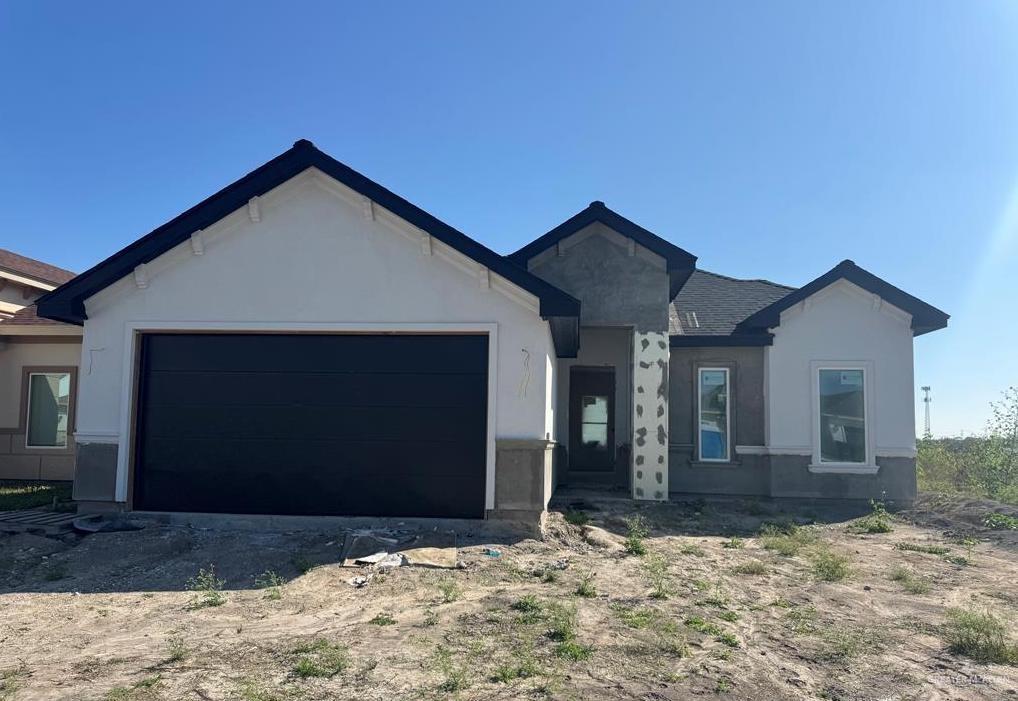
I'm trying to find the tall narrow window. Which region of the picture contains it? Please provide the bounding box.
[26,372,71,448]
[818,369,866,464]
[698,368,729,462]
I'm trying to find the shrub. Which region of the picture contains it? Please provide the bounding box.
[722,537,744,549]
[943,608,1018,664]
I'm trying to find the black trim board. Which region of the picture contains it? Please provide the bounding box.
[670,333,773,348]
[35,140,581,353]
[735,259,949,337]
[508,201,697,299]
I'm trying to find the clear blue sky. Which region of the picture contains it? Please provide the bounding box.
[1,2,1015,437]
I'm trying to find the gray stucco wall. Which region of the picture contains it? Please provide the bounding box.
[668,346,765,469]
[528,223,670,332]
[555,327,632,475]
[72,442,118,503]
[769,455,917,503]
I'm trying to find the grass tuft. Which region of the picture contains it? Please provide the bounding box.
[291,639,349,678]
[575,570,597,598]
[810,547,851,582]
[564,510,591,526]
[732,560,768,576]
[369,613,396,626]
[437,579,461,603]
[943,608,1018,664]
[847,500,894,534]
[759,523,818,557]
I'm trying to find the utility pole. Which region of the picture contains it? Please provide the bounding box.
[920,386,932,438]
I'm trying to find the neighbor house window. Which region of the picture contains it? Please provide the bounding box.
[25,372,72,448]
[818,368,866,464]
[698,368,730,462]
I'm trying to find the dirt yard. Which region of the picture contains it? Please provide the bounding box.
[1,493,1016,701]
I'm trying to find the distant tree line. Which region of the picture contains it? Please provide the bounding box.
[918,387,1018,505]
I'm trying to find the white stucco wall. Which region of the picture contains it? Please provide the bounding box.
[75,169,555,501]
[765,279,916,460]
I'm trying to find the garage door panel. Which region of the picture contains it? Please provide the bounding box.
[143,334,488,374]
[133,333,488,518]
[141,371,486,409]
[137,437,485,517]
[140,404,486,442]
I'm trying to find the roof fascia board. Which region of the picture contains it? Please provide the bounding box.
[36,140,579,325]
[735,260,948,337]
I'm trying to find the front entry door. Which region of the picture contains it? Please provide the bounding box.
[569,368,615,471]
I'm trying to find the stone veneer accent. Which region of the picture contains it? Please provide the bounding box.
[632,331,669,500]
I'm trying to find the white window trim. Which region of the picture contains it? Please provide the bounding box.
[697,367,731,463]
[809,361,878,474]
[24,371,71,449]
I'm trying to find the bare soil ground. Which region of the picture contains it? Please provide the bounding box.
[1,493,1016,701]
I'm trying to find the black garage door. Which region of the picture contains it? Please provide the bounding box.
[133,333,488,518]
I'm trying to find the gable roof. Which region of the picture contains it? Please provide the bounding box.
[670,269,795,336]
[735,259,949,336]
[36,140,580,329]
[507,201,697,298]
[0,248,76,287]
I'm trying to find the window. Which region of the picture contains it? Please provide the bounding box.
[698,368,730,462]
[25,372,72,448]
[818,368,866,464]
[580,395,609,449]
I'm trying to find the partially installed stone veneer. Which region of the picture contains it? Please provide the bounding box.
[632,331,669,500]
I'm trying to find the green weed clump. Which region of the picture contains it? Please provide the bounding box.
[847,500,894,534]
[759,523,818,557]
[291,639,349,678]
[624,515,650,555]
[810,547,851,582]
[186,565,226,609]
[943,608,1018,665]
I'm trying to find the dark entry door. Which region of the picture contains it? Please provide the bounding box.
[569,367,615,471]
[132,333,488,518]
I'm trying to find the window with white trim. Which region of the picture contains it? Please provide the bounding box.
[698,368,730,462]
[25,372,72,448]
[817,368,866,464]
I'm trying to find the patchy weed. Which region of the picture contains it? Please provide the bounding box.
[437,579,461,603]
[186,565,226,609]
[643,554,672,599]
[624,515,650,556]
[369,612,396,626]
[732,560,767,575]
[575,570,597,598]
[291,639,349,678]
[811,547,851,582]
[943,608,1018,664]
[564,510,591,526]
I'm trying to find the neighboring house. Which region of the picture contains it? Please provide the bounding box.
[0,250,81,481]
[36,141,948,522]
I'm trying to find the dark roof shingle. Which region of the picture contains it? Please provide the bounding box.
[0,248,76,286]
[670,270,794,336]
